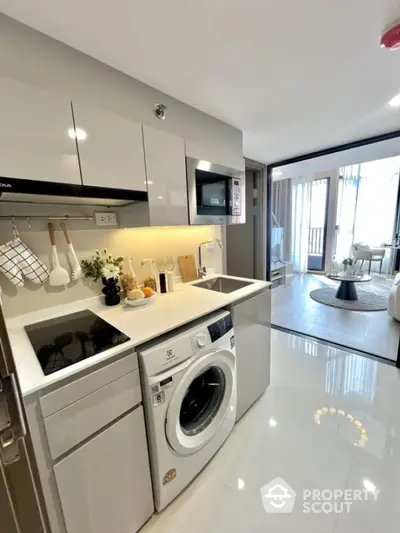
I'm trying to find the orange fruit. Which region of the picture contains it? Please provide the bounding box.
[143,286,154,298]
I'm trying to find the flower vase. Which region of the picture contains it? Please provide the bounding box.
[102,277,121,306]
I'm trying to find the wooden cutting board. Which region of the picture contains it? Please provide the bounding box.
[178,254,198,283]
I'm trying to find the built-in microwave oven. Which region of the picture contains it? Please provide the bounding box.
[186,157,245,225]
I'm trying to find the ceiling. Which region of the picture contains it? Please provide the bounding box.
[1,0,400,163]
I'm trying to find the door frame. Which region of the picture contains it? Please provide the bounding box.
[245,158,268,281]
[223,158,268,281]
[306,176,331,273]
[307,170,340,274]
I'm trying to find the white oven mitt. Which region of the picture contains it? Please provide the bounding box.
[0,238,49,286]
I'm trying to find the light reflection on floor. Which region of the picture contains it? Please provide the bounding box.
[142,329,400,533]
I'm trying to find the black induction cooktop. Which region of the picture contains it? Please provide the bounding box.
[25,310,130,376]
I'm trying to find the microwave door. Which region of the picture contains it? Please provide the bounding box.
[198,179,228,215]
[186,156,246,225]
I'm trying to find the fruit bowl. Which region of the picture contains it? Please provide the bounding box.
[124,293,157,307]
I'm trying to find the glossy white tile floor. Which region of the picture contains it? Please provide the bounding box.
[272,274,400,361]
[141,329,400,533]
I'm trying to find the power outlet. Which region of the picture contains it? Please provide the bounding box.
[95,212,118,226]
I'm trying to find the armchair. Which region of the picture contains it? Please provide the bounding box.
[351,242,385,274]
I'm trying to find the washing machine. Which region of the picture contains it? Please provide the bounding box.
[138,310,237,511]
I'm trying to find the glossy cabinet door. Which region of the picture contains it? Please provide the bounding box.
[0,77,81,184]
[72,102,147,191]
[233,288,271,422]
[54,407,154,533]
[143,125,189,226]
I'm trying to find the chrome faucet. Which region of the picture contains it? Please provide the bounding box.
[198,239,223,278]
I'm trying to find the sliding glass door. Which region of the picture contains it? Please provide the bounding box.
[307,178,330,272]
[335,157,400,273]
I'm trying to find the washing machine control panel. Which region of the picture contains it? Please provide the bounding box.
[207,314,233,342]
[189,328,211,355]
[196,332,207,347]
[188,314,233,355]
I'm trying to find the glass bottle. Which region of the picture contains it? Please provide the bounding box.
[141,259,157,292]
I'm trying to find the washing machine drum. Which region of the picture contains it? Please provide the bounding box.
[165,349,235,456]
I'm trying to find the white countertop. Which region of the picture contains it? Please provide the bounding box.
[6,274,270,396]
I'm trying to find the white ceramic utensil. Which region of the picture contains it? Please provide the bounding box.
[60,222,82,280]
[48,223,70,286]
[128,256,136,278]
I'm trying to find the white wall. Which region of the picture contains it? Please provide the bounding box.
[0,15,243,170]
[0,222,223,318]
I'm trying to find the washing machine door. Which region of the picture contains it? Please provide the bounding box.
[165,349,235,456]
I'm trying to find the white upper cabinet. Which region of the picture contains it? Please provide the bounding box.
[143,125,189,226]
[0,77,81,184]
[72,102,147,191]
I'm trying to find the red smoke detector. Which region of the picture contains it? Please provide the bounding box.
[381,23,400,50]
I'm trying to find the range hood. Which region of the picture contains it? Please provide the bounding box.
[0,177,148,207]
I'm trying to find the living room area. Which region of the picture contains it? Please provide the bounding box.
[271,149,400,363]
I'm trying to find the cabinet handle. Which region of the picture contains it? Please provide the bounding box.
[0,429,20,466]
[10,374,26,438]
[1,432,15,448]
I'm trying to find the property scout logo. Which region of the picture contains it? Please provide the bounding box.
[260,477,379,514]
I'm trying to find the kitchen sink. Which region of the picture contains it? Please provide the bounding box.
[193,277,254,294]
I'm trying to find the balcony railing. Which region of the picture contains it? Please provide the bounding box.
[308,227,324,255]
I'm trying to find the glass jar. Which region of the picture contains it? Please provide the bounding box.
[141,259,157,292]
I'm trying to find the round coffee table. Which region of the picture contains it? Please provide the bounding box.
[326,274,372,301]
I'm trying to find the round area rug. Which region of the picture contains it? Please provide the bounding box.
[310,288,388,311]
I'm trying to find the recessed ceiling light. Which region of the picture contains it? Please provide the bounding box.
[68,127,87,141]
[268,418,278,428]
[389,93,400,107]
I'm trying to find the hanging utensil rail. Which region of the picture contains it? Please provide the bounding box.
[0,215,93,221]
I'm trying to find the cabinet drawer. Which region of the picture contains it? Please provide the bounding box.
[45,370,141,460]
[40,352,138,417]
[54,407,154,533]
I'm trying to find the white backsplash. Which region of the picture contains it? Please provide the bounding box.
[0,225,223,318]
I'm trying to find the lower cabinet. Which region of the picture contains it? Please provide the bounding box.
[54,407,154,533]
[233,288,271,421]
